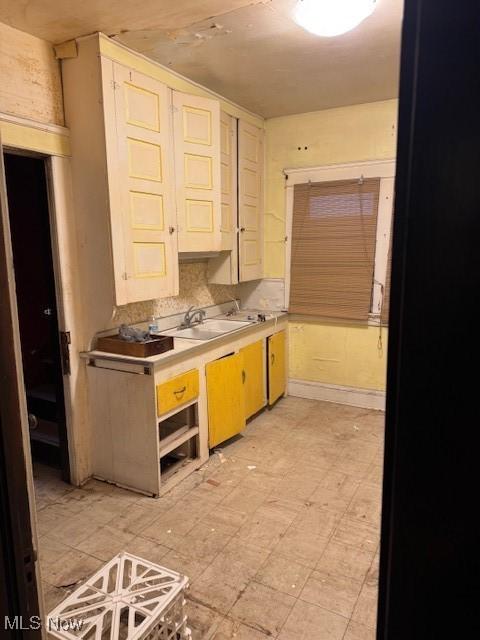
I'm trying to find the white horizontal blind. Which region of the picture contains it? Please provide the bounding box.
[289,178,380,320]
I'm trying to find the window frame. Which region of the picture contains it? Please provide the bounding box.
[284,159,395,323]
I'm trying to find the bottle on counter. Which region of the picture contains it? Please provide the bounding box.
[148,315,159,335]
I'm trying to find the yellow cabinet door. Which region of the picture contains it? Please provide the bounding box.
[240,340,265,419]
[268,331,286,405]
[173,91,222,253]
[107,62,179,305]
[207,353,245,448]
[238,119,264,282]
[220,111,237,252]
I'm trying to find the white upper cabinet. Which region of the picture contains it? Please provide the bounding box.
[172,91,222,253]
[208,115,265,285]
[62,34,265,324]
[238,120,264,282]
[220,111,237,252]
[207,111,239,285]
[105,62,178,304]
[62,37,179,316]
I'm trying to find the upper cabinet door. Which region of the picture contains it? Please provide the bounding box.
[238,120,264,281]
[220,111,237,252]
[107,63,178,305]
[173,91,222,253]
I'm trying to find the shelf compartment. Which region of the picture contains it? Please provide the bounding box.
[159,404,198,455]
[160,435,199,482]
[160,426,199,458]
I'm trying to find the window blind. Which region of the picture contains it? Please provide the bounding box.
[381,237,392,324]
[289,178,380,320]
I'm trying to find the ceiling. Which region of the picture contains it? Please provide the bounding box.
[0,0,403,118]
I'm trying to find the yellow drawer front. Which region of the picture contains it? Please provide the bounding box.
[156,369,199,416]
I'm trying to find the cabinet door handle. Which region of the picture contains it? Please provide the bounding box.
[242,370,246,384]
[271,353,275,365]
[240,227,246,232]
[169,226,176,234]
[173,386,186,396]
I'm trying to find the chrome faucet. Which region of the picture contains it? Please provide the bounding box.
[225,297,241,316]
[179,306,206,329]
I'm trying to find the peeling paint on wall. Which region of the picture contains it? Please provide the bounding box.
[0,22,64,126]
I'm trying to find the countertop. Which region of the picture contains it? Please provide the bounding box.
[81,309,287,369]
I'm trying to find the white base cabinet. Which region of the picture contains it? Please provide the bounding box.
[85,315,287,496]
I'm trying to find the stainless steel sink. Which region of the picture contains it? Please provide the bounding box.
[162,318,254,341]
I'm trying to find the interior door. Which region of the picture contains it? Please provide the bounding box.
[206,353,245,448]
[238,120,264,281]
[173,91,221,253]
[0,132,41,637]
[240,340,266,419]
[107,61,178,304]
[268,331,286,405]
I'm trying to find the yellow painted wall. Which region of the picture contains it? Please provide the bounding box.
[265,99,398,391]
[289,321,388,391]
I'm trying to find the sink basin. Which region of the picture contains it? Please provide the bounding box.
[200,319,251,332]
[162,318,254,341]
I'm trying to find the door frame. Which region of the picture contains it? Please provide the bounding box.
[0,113,85,487]
[3,148,75,482]
[0,130,43,638]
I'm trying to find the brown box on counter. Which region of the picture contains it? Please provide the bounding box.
[96,334,174,357]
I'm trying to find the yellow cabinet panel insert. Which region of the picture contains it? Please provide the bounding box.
[240,340,265,419]
[268,331,286,405]
[207,353,245,448]
[157,369,199,416]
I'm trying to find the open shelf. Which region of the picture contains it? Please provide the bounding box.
[159,404,198,456]
[158,403,200,488]
[160,435,199,482]
[160,426,199,458]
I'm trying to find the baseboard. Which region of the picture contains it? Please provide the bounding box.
[288,378,386,411]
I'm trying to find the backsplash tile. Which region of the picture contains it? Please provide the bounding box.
[112,262,237,326]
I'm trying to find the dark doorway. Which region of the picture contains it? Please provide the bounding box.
[4,153,70,482]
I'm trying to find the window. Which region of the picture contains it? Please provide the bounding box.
[285,160,395,324]
[381,233,392,324]
[289,178,380,320]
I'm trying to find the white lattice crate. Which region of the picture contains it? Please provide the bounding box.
[47,552,191,640]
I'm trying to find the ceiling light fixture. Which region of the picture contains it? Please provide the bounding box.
[294,0,378,37]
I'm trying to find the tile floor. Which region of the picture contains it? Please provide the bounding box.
[35,396,384,639]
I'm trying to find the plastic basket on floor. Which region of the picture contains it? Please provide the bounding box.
[47,552,191,640]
